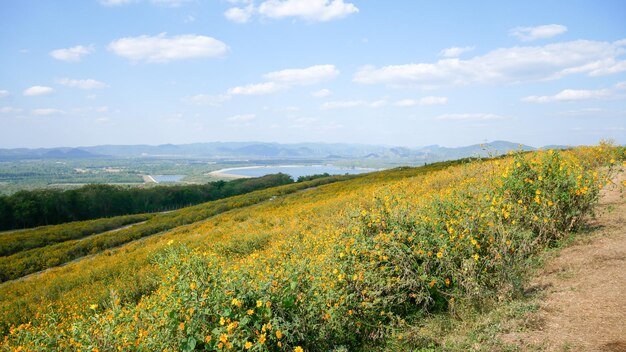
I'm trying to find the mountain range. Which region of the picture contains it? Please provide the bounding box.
[0,141,565,162]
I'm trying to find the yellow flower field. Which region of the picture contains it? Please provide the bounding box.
[1,145,623,351]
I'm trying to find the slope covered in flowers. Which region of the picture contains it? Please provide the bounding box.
[2,145,624,351]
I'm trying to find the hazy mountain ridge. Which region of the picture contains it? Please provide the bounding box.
[0,141,565,162]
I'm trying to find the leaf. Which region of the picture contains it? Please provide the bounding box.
[282,295,295,309]
[181,336,196,351]
[240,316,250,326]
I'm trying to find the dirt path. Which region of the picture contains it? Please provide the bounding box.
[505,171,626,351]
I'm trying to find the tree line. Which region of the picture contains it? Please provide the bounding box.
[0,173,294,230]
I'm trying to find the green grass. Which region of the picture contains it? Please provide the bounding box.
[0,214,153,257]
[0,174,353,282]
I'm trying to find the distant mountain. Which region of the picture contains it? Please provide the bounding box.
[540,144,571,150]
[0,147,105,161]
[43,148,101,159]
[420,141,535,160]
[80,142,391,159]
[0,141,554,163]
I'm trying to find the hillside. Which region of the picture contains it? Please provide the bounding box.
[0,146,623,351]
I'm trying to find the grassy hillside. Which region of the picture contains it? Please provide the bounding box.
[0,213,153,257]
[0,174,352,282]
[1,145,623,351]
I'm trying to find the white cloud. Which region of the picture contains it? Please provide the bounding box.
[23,86,54,96]
[227,82,282,95]
[393,96,448,106]
[49,45,94,62]
[312,88,332,98]
[436,113,506,121]
[72,106,109,113]
[321,121,343,129]
[419,96,448,105]
[369,100,387,108]
[615,81,626,90]
[258,0,358,22]
[227,113,256,122]
[276,106,299,112]
[92,106,109,113]
[439,46,474,58]
[0,107,22,114]
[510,24,567,42]
[95,117,112,124]
[184,94,232,106]
[321,99,387,109]
[353,39,626,87]
[394,99,417,107]
[32,108,65,116]
[588,60,626,76]
[108,33,229,63]
[522,89,611,103]
[322,100,365,109]
[553,108,606,117]
[263,64,339,85]
[224,64,339,97]
[57,78,108,90]
[224,5,255,23]
[0,90,9,98]
[290,117,317,128]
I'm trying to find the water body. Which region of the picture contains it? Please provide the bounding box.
[217,165,377,180]
[151,175,185,183]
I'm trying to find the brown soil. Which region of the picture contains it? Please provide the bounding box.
[503,171,626,351]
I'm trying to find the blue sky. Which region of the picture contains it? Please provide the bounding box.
[0,0,625,148]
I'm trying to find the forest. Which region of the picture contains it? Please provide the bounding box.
[0,173,293,230]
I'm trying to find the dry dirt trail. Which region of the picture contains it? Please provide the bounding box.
[504,171,626,351]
